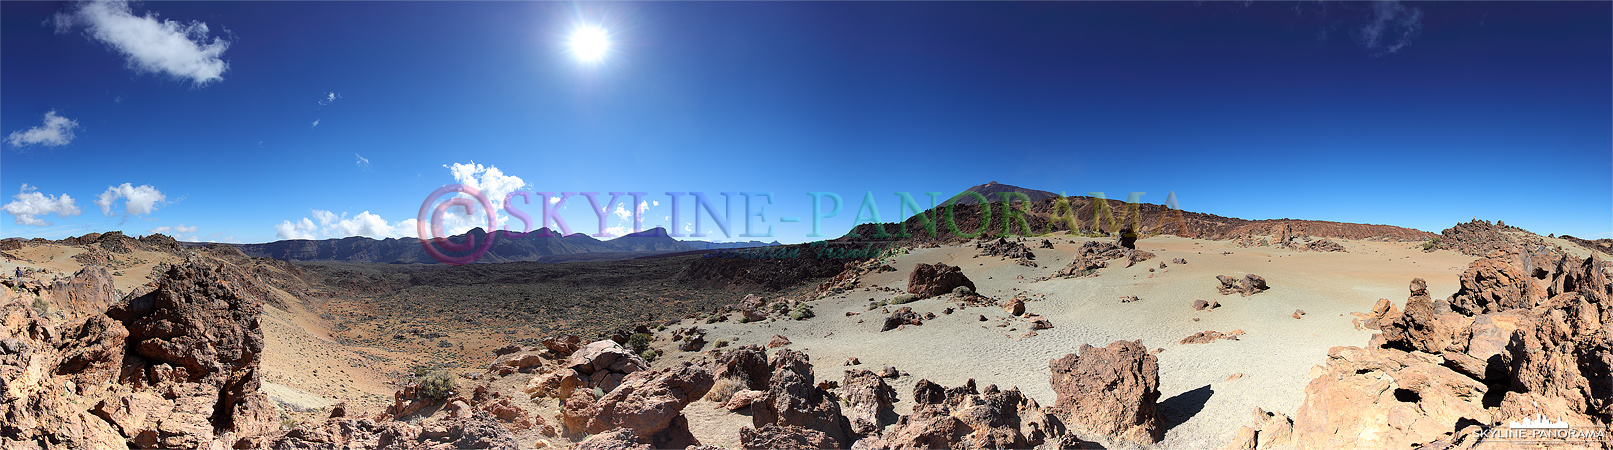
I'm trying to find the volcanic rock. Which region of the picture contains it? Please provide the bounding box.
[907,263,976,299]
[881,307,924,332]
[749,349,853,448]
[1047,339,1162,445]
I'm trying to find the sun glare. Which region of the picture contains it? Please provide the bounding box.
[569,25,610,64]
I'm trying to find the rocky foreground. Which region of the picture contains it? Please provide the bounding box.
[2,227,1609,449]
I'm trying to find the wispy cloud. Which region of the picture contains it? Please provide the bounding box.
[319,91,341,106]
[7,111,80,148]
[312,119,321,128]
[94,183,166,217]
[2,184,82,226]
[149,223,197,235]
[54,0,230,85]
[1358,1,1422,56]
[355,153,371,170]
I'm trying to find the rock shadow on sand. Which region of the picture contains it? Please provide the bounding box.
[1158,384,1214,432]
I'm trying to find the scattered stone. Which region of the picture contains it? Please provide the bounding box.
[1179,330,1244,344]
[881,307,923,332]
[767,335,791,348]
[1119,295,1140,303]
[844,357,860,366]
[1003,298,1026,316]
[1216,274,1269,296]
[1291,309,1306,319]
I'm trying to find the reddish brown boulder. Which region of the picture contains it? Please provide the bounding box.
[1004,298,1026,316]
[575,428,651,450]
[566,340,648,393]
[1047,339,1161,446]
[767,335,791,348]
[841,369,897,437]
[1382,278,1474,355]
[583,363,715,447]
[907,263,976,299]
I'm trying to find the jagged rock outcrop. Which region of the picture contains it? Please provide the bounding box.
[1216,274,1269,296]
[1234,251,1613,449]
[869,378,1069,449]
[1,257,281,449]
[712,345,771,391]
[750,349,853,448]
[841,369,897,437]
[1047,340,1162,446]
[907,263,975,299]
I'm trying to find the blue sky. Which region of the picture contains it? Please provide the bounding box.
[3,1,1608,244]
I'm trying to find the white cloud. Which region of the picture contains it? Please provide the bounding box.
[94,183,165,216]
[319,92,340,106]
[443,161,527,230]
[275,210,420,240]
[2,184,82,226]
[55,0,230,85]
[355,153,370,170]
[148,223,196,235]
[1358,1,1422,56]
[7,111,80,148]
[312,119,320,128]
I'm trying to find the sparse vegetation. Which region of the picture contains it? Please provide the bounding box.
[891,293,918,304]
[713,339,729,348]
[705,378,742,403]
[1422,237,1443,251]
[30,297,48,315]
[790,303,815,320]
[418,369,457,400]
[628,332,652,354]
[953,286,974,296]
[640,348,657,363]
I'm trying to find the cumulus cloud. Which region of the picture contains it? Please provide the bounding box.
[54,0,230,85]
[7,111,81,148]
[148,223,197,235]
[1358,1,1422,55]
[441,161,527,233]
[94,183,165,217]
[275,210,418,240]
[2,184,82,226]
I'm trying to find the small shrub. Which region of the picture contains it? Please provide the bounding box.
[655,324,666,332]
[890,294,918,304]
[628,333,652,354]
[640,348,658,363]
[1421,237,1442,251]
[953,286,973,296]
[705,378,742,403]
[418,370,457,400]
[789,304,815,320]
[713,339,729,348]
[30,297,48,315]
[437,340,452,348]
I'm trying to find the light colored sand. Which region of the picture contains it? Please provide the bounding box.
[665,234,1479,449]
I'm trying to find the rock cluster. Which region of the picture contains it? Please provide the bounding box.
[976,237,1037,267]
[1230,250,1613,450]
[1053,241,1156,278]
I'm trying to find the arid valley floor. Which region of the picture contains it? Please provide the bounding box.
[1,214,1609,449]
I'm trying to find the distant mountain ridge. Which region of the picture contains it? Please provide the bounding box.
[227,226,721,264]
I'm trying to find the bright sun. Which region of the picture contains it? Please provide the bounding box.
[569,25,610,64]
